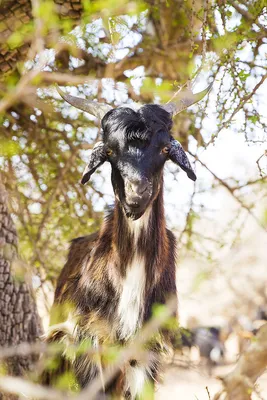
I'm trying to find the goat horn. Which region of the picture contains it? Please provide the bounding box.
[56,85,113,119]
[161,83,212,116]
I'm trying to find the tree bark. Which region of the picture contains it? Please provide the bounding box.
[0,0,82,75]
[0,176,42,398]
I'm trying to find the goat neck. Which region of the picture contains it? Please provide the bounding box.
[98,180,168,284]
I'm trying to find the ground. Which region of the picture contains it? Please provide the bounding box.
[157,361,267,399]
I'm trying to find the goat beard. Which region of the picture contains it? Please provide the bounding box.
[125,211,144,220]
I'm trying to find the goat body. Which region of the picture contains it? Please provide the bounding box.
[46,82,211,397]
[52,185,177,396]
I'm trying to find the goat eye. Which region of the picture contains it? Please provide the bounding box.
[161,146,170,154]
[106,149,113,156]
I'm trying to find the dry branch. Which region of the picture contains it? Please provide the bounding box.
[74,296,178,400]
[0,297,177,400]
[0,376,72,400]
[188,151,267,233]
[214,323,267,400]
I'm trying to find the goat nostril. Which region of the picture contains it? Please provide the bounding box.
[126,179,149,197]
[131,184,148,196]
[138,186,148,195]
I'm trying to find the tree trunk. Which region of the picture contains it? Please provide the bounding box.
[0,0,82,75]
[0,176,42,398]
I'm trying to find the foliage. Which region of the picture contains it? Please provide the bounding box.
[0,0,266,338]
[0,0,267,398]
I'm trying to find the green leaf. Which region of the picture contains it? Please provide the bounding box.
[55,371,78,391]
[0,138,21,157]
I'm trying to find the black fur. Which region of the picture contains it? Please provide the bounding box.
[44,104,195,398]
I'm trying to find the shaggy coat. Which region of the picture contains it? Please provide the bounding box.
[44,103,198,398]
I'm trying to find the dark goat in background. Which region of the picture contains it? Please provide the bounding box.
[192,326,225,374]
[172,326,225,375]
[44,84,211,398]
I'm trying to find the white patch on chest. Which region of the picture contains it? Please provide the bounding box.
[117,255,146,340]
[117,210,151,340]
[124,352,159,398]
[125,365,147,399]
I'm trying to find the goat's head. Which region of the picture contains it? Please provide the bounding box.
[57,84,211,220]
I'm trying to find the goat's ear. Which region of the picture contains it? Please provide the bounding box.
[81,142,107,184]
[169,138,196,181]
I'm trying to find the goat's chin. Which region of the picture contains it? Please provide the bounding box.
[126,211,144,221]
[123,206,146,221]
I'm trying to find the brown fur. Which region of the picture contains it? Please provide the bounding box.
[43,105,185,397]
[44,182,178,396]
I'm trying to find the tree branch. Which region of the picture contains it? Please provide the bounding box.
[189,151,267,233]
[214,323,267,400]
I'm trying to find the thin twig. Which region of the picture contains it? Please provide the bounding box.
[206,73,267,147]
[256,151,267,178]
[189,151,267,233]
[76,296,177,400]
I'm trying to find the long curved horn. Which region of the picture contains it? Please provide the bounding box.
[56,86,113,119]
[161,83,212,117]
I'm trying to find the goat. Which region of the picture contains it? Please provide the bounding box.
[192,326,225,375]
[44,84,211,398]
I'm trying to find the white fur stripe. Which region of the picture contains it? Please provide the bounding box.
[117,255,146,340]
[125,365,147,399]
[117,210,151,340]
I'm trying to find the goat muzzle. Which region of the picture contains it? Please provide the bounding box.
[125,179,149,197]
[124,178,151,218]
